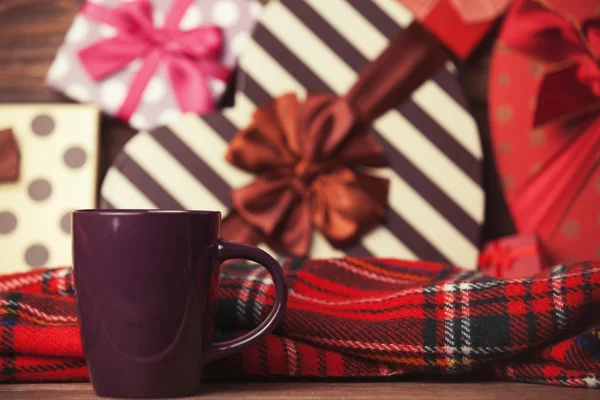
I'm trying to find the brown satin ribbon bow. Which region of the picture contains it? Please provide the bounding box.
[226,94,389,257]
[223,24,448,257]
[0,128,20,183]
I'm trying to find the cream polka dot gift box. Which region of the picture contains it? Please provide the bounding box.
[45,0,262,131]
[0,104,99,273]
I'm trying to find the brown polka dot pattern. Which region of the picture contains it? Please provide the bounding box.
[28,179,52,201]
[530,163,542,175]
[60,212,72,234]
[499,141,512,155]
[24,244,49,267]
[63,146,87,169]
[498,74,510,87]
[529,97,537,110]
[502,174,514,189]
[496,105,514,123]
[529,62,544,78]
[31,114,55,136]
[497,42,509,54]
[529,128,546,147]
[0,104,99,273]
[566,12,578,21]
[561,220,580,239]
[0,211,17,234]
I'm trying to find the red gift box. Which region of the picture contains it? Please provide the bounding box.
[489,0,600,265]
[479,233,549,278]
[398,0,509,59]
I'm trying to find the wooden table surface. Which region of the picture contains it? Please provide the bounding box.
[1,382,599,400]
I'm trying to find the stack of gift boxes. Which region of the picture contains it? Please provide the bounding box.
[0,0,598,276]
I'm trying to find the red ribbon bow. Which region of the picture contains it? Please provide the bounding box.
[501,0,600,242]
[78,0,231,122]
[479,240,539,278]
[0,129,19,183]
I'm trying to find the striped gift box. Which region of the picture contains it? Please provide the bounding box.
[100,0,485,268]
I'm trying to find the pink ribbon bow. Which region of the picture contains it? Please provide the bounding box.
[78,0,232,122]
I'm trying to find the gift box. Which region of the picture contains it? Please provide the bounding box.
[99,0,485,269]
[46,0,262,131]
[0,104,99,273]
[479,233,549,278]
[397,0,509,59]
[489,0,600,265]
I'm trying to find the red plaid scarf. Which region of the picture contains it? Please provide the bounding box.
[0,259,599,388]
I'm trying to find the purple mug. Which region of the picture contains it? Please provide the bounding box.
[72,210,288,398]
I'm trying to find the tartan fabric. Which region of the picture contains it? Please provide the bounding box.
[0,259,599,388]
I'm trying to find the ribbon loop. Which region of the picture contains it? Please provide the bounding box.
[0,129,19,183]
[301,95,356,160]
[479,241,515,276]
[504,0,600,125]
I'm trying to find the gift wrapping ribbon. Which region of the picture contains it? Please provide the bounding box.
[479,238,540,277]
[397,0,510,60]
[399,0,510,24]
[78,0,232,122]
[0,128,19,183]
[501,0,600,241]
[221,24,448,256]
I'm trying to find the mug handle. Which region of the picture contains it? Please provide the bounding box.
[203,240,288,364]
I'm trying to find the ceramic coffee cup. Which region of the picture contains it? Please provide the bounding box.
[72,210,288,398]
